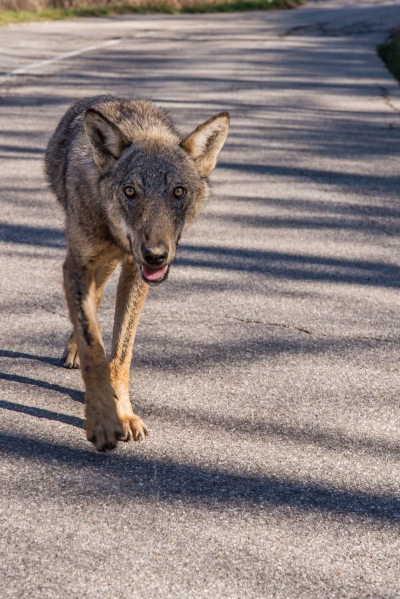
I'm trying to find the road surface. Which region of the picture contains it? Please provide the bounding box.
[0,1,399,597]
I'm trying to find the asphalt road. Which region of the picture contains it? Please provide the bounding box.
[0,1,399,597]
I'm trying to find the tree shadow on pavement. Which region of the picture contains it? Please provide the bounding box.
[210,193,400,236]
[0,222,65,248]
[176,244,400,288]
[0,143,44,157]
[0,399,83,428]
[1,222,399,288]
[0,349,62,366]
[0,431,398,523]
[139,401,400,461]
[219,161,400,199]
[0,372,83,402]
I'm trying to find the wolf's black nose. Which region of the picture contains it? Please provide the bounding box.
[142,245,168,267]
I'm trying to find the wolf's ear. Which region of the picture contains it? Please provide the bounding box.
[181,112,230,177]
[84,109,130,171]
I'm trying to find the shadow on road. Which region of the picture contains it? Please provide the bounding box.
[219,161,400,199]
[0,431,398,523]
[0,222,399,288]
[1,383,398,461]
[0,372,83,402]
[0,349,62,366]
[0,399,83,428]
[212,194,400,235]
[176,244,400,288]
[0,222,65,248]
[140,401,400,461]
[0,143,44,157]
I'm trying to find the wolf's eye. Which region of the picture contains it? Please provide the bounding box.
[124,186,135,198]
[174,186,186,199]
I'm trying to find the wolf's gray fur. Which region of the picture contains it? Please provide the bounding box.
[44,95,229,451]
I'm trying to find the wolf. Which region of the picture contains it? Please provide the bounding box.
[44,95,229,451]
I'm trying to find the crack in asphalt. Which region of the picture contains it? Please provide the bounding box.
[226,316,400,344]
[226,316,313,335]
[379,85,400,116]
[283,19,389,39]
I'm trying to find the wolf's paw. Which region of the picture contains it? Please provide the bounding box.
[85,401,124,452]
[62,334,80,369]
[119,415,148,443]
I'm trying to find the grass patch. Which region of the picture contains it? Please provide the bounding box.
[378,30,400,84]
[183,0,303,13]
[0,0,304,26]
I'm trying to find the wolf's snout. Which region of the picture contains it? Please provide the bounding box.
[140,243,169,285]
[142,244,169,267]
[140,244,170,285]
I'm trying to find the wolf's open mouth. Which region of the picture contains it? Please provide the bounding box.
[140,265,169,285]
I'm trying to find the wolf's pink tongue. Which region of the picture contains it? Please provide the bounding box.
[142,265,167,281]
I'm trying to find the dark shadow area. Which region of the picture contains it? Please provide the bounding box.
[1,345,397,459]
[218,161,400,198]
[1,224,398,289]
[0,400,83,429]
[0,94,68,109]
[176,244,400,288]
[151,333,398,367]
[0,223,65,248]
[0,349,61,367]
[0,144,44,156]
[140,402,400,461]
[2,8,399,169]
[216,194,400,221]
[0,432,398,522]
[0,373,83,402]
[133,335,316,370]
[208,202,399,236]
[281,3,400,39]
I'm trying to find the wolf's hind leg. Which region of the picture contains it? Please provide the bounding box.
[109,258,148,442]
[62,331,80,368]
[62,259,118,369]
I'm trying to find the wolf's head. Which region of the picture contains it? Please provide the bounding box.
[84,102,229,285]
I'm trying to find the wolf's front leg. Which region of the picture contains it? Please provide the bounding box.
[109,258,149,442]
[62,259,119,369]
[63,253,123,451]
